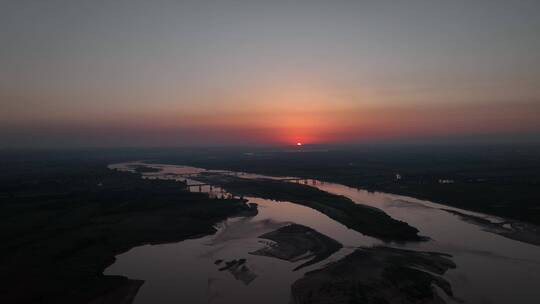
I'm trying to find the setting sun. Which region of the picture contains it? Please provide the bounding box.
[297,142,302,146]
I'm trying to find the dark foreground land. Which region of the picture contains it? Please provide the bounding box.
[195,173,422,242]
[0,159,255,303]
[291,247,456,304]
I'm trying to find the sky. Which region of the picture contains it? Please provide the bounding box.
[1,0,540,147]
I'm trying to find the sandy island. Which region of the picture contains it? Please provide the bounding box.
[291,246,457,304]
[250,224,342,270]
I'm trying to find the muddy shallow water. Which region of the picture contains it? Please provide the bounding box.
[106,162,540,304]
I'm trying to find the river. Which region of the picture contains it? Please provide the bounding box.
[106,162,540,304]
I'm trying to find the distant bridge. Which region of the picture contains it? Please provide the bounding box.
[281,178,321,185]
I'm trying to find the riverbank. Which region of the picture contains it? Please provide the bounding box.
[0,161,255,303]
[194,173,423,242]
[443,209,540,247]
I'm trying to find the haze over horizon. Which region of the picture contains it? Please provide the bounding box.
[2,0,540,148]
